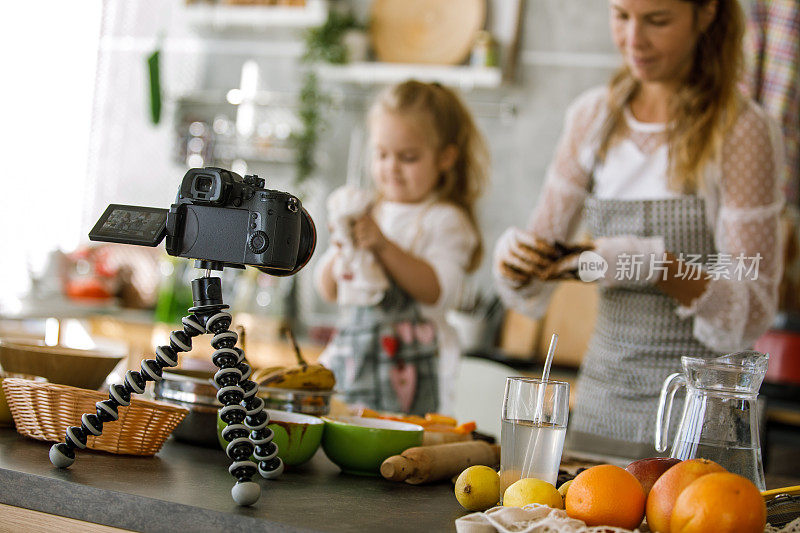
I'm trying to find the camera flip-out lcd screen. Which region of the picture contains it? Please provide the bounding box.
[89,204,168,246]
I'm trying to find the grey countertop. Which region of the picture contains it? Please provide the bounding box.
[0,429,463,532]
[3,429,797,533]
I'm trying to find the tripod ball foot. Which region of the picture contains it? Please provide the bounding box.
[49,443,75,468]
[231,481,261,506]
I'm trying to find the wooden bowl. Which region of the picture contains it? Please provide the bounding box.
[0,339,124,391]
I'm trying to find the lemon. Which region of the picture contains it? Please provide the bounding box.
[558,479,573,499]
[454,465,501,512]
[499,468,522,493]
[503,477,563,509]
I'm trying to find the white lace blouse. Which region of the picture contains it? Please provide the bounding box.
[496,87,785,353]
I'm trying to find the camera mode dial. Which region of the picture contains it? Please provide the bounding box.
[243,175,265,189]
[248,231,269,254]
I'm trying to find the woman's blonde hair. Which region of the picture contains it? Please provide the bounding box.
[598,0,745,193]
[370,80,489,271]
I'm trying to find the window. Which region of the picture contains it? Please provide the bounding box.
[0,1,102,304]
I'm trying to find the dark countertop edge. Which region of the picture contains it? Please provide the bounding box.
[0,467,317,533]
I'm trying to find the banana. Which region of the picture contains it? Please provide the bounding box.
[260,364,336,391]
[251,365,286,384]
[260,326,336,390]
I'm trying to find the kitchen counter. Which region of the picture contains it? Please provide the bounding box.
[2,429,798,533]
[0,429,463,532]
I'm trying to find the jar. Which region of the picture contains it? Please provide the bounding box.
[470,30,498,68]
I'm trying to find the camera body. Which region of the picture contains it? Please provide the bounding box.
[90,167,315,276]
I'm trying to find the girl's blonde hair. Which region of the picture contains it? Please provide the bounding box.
[598,0,745,193]
[370,80,489,272]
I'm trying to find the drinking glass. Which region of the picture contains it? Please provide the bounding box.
[499,377,570,494]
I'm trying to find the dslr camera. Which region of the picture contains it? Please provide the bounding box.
[89,167,316,275]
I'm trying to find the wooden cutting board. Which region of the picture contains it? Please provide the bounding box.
[370,0,486,65]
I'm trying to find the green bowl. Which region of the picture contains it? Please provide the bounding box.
[321,416,424,476]
[217,409,324,467]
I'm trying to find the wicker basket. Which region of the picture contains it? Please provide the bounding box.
[2,378,189,456]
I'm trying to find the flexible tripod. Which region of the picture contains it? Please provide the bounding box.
[49,261,283,506]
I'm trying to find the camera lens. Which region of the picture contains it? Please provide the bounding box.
[255,208,316,277]
[195,176,212,193]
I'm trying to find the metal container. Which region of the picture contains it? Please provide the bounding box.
[257,386,333,417]
[153,369,220,448]
[153,368,335,446]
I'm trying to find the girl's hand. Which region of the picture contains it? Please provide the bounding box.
[494,228,557,286]
[352,213,388,252]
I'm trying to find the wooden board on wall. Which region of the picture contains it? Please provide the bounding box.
[538,281,598,368]
[498,309,541,360]
[371,0,486,65]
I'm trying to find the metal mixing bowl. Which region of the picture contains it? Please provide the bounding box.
[257,386,333,417]
[154,368,334,446]
[153,369,220,448]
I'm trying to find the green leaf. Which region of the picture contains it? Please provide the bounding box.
[147,49,161,125]
[294,10,362,183]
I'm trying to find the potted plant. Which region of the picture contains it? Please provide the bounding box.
[293,10,364,185]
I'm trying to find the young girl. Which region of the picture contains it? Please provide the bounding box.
[315,80,489,416]
[495,0,784,458]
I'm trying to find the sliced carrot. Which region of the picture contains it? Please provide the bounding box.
[400,415,428,426]
[424,413,458,426]
[423,423,459,433]
[454,421,477,434]
[357,407,381,418]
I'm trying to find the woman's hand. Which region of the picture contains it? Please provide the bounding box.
[583,235,666,286]
[352,213,388,252]
[494,228,558,287]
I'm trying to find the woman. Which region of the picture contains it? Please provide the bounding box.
[494,0,784,458]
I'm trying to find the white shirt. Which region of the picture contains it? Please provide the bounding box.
[374,199,478,318]
[592,107,681,200]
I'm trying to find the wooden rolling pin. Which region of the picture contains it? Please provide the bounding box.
[381,441,500,485]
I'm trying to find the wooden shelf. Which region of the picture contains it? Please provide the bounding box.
[315,62,503,90]
[184,0,327,29]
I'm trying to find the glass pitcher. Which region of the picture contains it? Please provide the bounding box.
[655,351,769,490]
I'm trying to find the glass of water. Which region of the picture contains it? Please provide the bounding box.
[499,377,570,494]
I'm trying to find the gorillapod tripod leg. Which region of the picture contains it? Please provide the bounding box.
[49,271,283,506]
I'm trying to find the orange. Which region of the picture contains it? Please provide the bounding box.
[670,472,766,533]
[645,458,725,533]
[565,464,646,529]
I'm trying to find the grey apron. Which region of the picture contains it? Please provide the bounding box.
[565,196,724,459]
[325,283,439,415]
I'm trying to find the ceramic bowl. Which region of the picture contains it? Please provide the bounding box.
[217,409,324,467]
[0,339,124,390]
[321,416,424,476]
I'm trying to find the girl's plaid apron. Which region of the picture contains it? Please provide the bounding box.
[324,203,440,415]
[324,283,439,415]
[566,196,724,458]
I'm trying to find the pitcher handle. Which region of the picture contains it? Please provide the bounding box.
[655,372,686,453]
